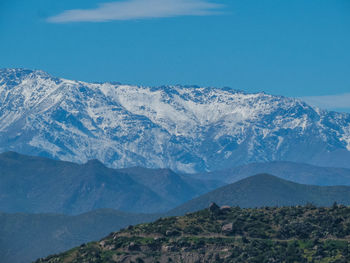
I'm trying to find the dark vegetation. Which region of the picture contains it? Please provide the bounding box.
[35,204,350,263]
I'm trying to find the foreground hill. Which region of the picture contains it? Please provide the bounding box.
[1,69,350,173]
[0,209,157,263]
[0,152,220,214]
[35,205,350,263]
[169,174,350,215]
[195,161,350,185]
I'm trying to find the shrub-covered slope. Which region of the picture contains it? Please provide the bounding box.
[35,204,350,263]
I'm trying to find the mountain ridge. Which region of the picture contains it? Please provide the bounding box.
[1,68,350,172]
[192,160,350,186]
[0,151,220,214]
[169,173,350,215]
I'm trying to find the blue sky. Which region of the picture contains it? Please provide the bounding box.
[1,0,349,111]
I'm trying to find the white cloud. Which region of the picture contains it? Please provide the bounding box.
[47,0,224,23]
[301,93,350,111]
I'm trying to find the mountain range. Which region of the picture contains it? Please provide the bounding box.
[2,68,350,262]
[3,151,350,215]
[1,68,350,173]
[0,151,221,214]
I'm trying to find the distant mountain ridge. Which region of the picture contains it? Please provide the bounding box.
[0,152,220,214]
[169,174,350,215]
[3,151,350,216]
[119,166,223,206]
[1,68,350,172]
[193,161,350,186]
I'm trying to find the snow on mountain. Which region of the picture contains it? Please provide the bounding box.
[1,68,350,173]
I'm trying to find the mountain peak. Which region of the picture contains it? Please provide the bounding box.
[0,151,22,159]
[242,173,287,182]
[169,173,350,215]
[0,68,51,78]
[85,159,105,167]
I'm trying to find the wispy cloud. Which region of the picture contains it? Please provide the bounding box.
[301,93,350,111]
[47,0,224,23]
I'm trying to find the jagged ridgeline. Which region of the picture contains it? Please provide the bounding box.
[36,204,350,263]
[1,69,350,173]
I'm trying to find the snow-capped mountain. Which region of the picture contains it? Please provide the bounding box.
[1,68,350,173]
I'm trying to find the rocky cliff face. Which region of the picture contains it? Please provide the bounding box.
[1,68,350,172]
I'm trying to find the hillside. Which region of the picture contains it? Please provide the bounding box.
[119,166,223,205]
[35,205,350,263]
[194,161,350,185]
[169,174,350,215]
[0,209,157,263]
[0,152,219,214]
[1,69,350,173]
